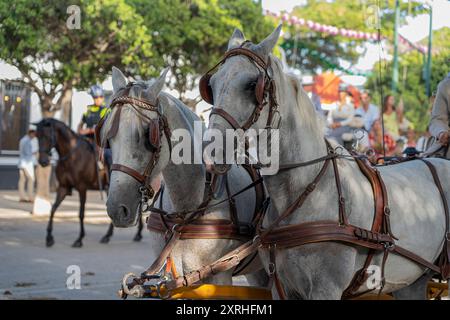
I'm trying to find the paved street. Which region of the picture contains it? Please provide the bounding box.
[0,190,155,300]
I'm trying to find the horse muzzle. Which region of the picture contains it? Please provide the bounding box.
[107,203,138,228]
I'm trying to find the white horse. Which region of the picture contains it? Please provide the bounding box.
[101,67,268,290]
[205,26,450,299]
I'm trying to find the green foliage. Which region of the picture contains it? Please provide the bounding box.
[366,50,449,133]
[0,0,153,112]
[130,0,274,100]
[278,0,425,74]
[0,0,272,112]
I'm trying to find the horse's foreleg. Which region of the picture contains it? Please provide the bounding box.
[392,272,432,300]
[72,189,86,248]
[133,215,144,242]
[46,187,68,247]
[100,223,114,244]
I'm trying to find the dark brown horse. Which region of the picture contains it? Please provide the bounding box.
[35,118,143,247]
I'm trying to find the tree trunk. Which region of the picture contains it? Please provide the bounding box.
[40,96,55,118]
[59,87,73,125]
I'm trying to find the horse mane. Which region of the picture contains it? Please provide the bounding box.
[40,118,78,140]
[269,54,326,138]
[237,41,325,138]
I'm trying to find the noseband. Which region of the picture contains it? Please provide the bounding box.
[37,122,57,156]
[95,83,172,207]
[200,45,280,130]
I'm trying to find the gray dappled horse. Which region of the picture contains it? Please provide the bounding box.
[205,26,450,299]
[101,67,269,287]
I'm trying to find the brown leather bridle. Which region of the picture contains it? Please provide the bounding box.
[95,83,172,205]
[200,45,281,131]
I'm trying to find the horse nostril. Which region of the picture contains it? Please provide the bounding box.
[118,205,129,218]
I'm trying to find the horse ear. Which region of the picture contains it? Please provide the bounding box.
[227,28,246,50]
[112,66,127,93]
[254,24,282,59]
[148,67,169,98]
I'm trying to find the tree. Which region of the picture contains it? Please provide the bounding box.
[130,0,274,108]
[276,0,425,75]
[365,47,450,133]
[0,0,154,121]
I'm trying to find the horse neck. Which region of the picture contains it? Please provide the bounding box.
[54,123,78,157]
[263,79,331,215]
[160,100,206,212]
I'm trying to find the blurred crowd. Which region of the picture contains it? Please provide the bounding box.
[316,86,434,163]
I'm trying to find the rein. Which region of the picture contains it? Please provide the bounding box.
[104,84,271,299]
[138,140,450,300]
[118,50,450,298]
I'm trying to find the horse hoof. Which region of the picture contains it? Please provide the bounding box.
[46,237,55,247]
[72,240,83,248]
[133,234,142,242]
[100,236,110,244]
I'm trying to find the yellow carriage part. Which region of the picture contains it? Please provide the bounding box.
[148,284,272,300]
[136,281,447,300]
[427,282,448,300]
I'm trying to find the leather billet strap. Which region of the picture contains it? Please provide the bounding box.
[241,164,267,225]
[269,244,287,300]
[147,213,253,241]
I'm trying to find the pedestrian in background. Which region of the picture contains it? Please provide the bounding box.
[355,91,379,133]
[382,95,404,141]
[429,72,450,158]
[18,129,38,203]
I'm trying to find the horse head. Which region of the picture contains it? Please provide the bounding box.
[203,25,282,175]
[34,118,57,167]
[100,67,170,227]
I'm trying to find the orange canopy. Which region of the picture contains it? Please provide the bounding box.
[313,72,341,104]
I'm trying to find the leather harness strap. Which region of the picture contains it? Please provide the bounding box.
[421,159,450,278]
[342,157,387,298]
[127,46,450,298]
[156,150,450,299]
[147,214,253,242]
[110,163,146,184]
[146,164,267,241]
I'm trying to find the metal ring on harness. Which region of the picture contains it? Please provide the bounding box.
[121,273,145,298]
[268,262,276,276]
[156,281,171,299]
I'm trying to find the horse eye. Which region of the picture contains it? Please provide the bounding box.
[246,81,257,91]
